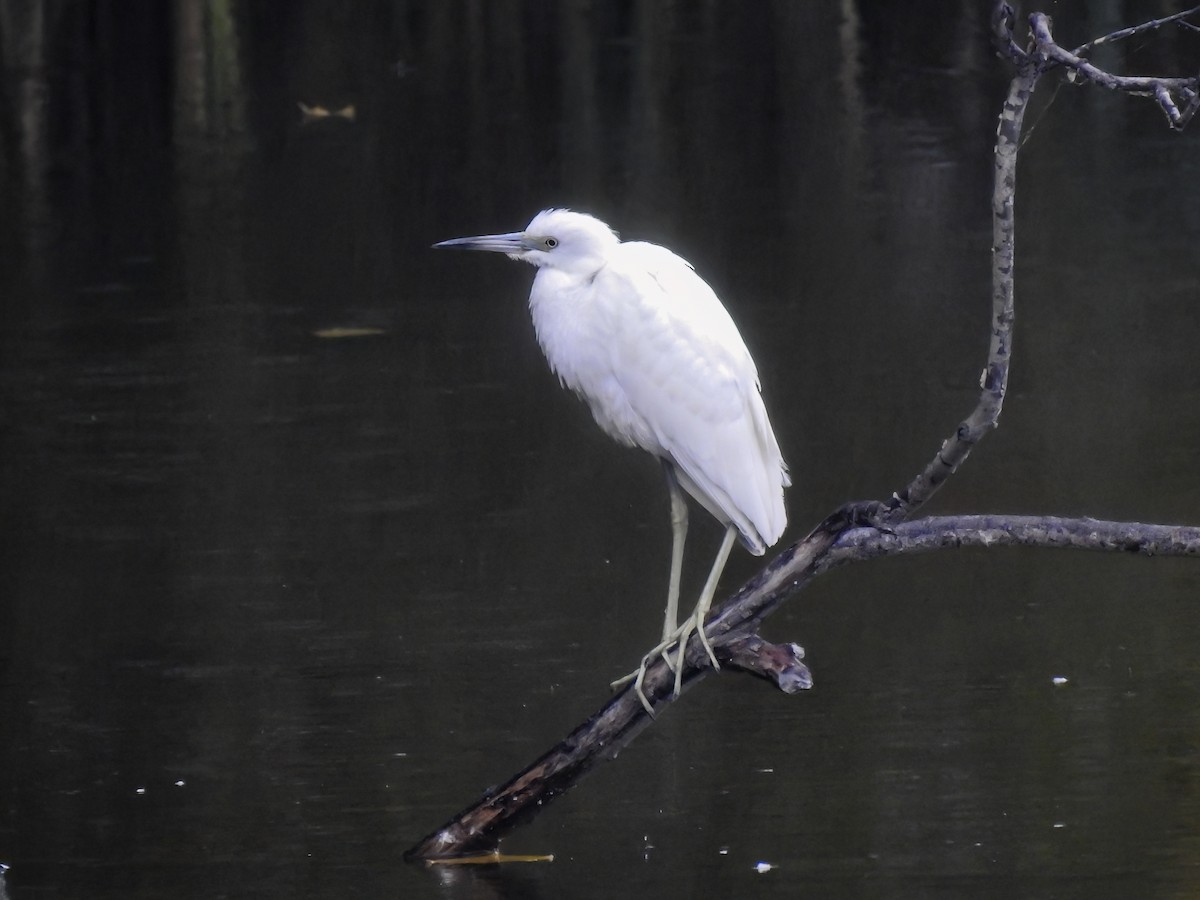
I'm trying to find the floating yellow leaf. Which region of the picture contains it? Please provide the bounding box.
[425,852,554,866]
[298,102,357,122]
[312,327,387,339]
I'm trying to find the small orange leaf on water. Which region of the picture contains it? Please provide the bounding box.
[312,327,386,339]
[425,851,554,866]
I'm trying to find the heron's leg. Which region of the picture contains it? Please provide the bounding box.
[671,524,737,696]
[608,463,690,709]
[662,461,689,643]
[613,524,737,708]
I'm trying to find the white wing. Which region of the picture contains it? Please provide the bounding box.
[589,241,789,553]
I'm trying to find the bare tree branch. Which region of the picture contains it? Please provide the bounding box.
[991,2,1025,63]
[407,513,1200,860]
[1072,6,1200,55]
[406,6,1200,861]
[1030,10,1200,130]
[820,516,1200,572]
[883,48,1034,519]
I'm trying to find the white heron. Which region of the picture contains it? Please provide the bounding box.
[433,209,790,710]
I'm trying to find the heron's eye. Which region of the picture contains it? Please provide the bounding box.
[544,237,559,249]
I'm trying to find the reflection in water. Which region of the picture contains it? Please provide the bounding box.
[1,2,70,265]
[1,2,1200,898]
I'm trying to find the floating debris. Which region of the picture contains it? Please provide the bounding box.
[298,102,357,122]
[425,851,553,866]
[312,327,387,339]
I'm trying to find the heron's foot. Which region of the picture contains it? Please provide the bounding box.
[611,641,678,714]
[609,667,645,693]
[670,614,720,695]
[610,640,675,689]
[614,648,672,691]
[631,658,654,715]
[612,615,723,710]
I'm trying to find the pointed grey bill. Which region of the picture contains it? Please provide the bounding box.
[431,232,529,252]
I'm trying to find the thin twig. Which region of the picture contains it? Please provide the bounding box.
[1072,5,1200,56]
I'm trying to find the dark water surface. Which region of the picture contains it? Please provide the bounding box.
[3,2,1200,898]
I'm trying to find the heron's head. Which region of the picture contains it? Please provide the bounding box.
[433,209,620,276]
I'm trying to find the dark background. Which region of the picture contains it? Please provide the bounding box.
[2,1,1200,897]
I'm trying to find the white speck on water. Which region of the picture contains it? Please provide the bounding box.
[718,846,729,855]
[754,861,774,873]
[642,835,655,861]
[1053,822,1066,829]
[174,780,185,787]
[756,768,774,774]
[135,787,146,795]
[1052,676,1069,685]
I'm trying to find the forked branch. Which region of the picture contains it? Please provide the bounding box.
[406,5,1200,861]
[1031,9,1200,129]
